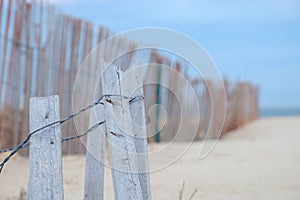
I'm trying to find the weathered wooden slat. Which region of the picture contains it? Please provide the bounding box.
[71,20,86,154]
[19,1,33,154]
[0,0,15,150]
[102,64,143,200]
[82,22,96,154]
[67,18,82,154]
[0,0,4,64]
[58,16,69,154]
[125,66,152,199]
[29,0,38,98]
[62,17,73,154]
[0,0,12,107]
[6,0,20,107]
[36,0,44,97]
[50,12,61,95]
[39,3,48,97]
[80,21,93,136]
[0,0,3,30]
[11,0,26,147]
[26,95,63,200]
[102,28,110,61]
[92,26,103,97]
[43,4,54,96]
[84,105,106,200]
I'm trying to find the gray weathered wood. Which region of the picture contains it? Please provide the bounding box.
[26,95,64,200]
[84,104,106,200]
[102,63,143,200]
[125,66,152,199]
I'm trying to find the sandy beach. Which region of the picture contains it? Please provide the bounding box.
[1,116,300,200]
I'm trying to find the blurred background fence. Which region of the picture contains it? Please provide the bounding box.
[0,0,259,154]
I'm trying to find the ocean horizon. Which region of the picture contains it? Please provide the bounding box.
[260,108,300,117]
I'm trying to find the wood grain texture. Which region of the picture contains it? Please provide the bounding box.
[102,64,143,200]
[125,66,152,199]
[84,105,106,200]
[26,95,63,200]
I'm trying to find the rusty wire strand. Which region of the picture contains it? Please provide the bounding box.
[0,143,30,154]
[0,120,105,154]
[61,120,105,143]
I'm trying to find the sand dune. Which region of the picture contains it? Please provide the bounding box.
[1,117,300,199]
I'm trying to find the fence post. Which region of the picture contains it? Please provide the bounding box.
[126,66,151,199]
[84,104,105,200]
[102,64,143,200]
[26,95,63,200]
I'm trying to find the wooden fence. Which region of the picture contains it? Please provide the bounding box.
[143,52,259,141]
[0,0,259,154]
[27,64,151,200]
[0,0,139,154]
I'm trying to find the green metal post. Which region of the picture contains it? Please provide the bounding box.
[155,64,162,143]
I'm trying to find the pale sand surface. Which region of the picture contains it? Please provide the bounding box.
[1,117,300,199]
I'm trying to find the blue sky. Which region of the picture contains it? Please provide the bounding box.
[50,0,300,109]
